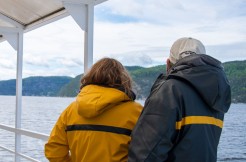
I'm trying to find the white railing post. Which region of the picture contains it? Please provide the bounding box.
[15,31,24,162]
[84,3,94,72]
[1,27,24,162]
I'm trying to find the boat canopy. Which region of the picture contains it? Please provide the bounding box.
[0,0,107,40]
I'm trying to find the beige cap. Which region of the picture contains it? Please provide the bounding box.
[169,37,206,64]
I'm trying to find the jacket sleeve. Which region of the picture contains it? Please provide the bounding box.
[128,80,179,162]
[45,108,71,162]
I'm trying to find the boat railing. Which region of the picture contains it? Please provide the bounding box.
[0,123,49,162]
[0,1,109,162]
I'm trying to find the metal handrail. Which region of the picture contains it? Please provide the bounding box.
[0,145,39,162]
[0,123,49,162]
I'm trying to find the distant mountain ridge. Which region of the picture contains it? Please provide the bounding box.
[0,76,72,96]
[0,60,245,103]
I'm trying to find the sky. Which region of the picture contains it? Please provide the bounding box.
[0,0,246,80]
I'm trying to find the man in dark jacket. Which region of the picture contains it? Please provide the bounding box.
[128,37,231,162]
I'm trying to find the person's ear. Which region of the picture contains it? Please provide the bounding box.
[166,58,171,73]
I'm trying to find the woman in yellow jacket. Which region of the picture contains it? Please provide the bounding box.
[45,58,143,162]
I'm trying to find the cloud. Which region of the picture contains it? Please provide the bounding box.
[24,53,50,67]
[24,17,84,58]
[0,0,246,80]
[109,51,154,66]
[0,58,15,69]
[93,18,245,63]
[54,57,83,68]
[0,68,16,81]
[23,55,84,78]
[207,42,246,62]
[100,0,246,24]
[0,43,16,70]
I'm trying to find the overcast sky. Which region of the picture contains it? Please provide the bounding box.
[0,0,245,80]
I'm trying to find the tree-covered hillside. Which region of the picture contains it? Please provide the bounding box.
[0,60,245,103]
[58,74,82,97]
[223,61,246,103]
[57,65,166,98]
[0,76,72,96]
[129,65,166,99]
[56,60,246,103]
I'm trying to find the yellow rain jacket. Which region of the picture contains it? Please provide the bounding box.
[45,85,142,162]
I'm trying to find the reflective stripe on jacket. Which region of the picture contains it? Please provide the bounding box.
[45,85,143,162]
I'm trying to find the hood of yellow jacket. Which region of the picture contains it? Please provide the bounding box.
[76,85,132,118]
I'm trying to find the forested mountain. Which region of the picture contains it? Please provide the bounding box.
[58,74,82,96]
[57,61,246,103]
[56,65,163,99]
[0,60,245,103]
[0,76,72,96]
[223,61,246,103]
[127,65,166,99]
[55,60,246,103]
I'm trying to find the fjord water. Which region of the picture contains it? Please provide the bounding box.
[0,96,245,162]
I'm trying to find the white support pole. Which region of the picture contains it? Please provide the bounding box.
[15,31,23,162]
[1,27,24,162]
[84,4,94,72]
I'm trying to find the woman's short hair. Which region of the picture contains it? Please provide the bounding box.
[80,57,133,98]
